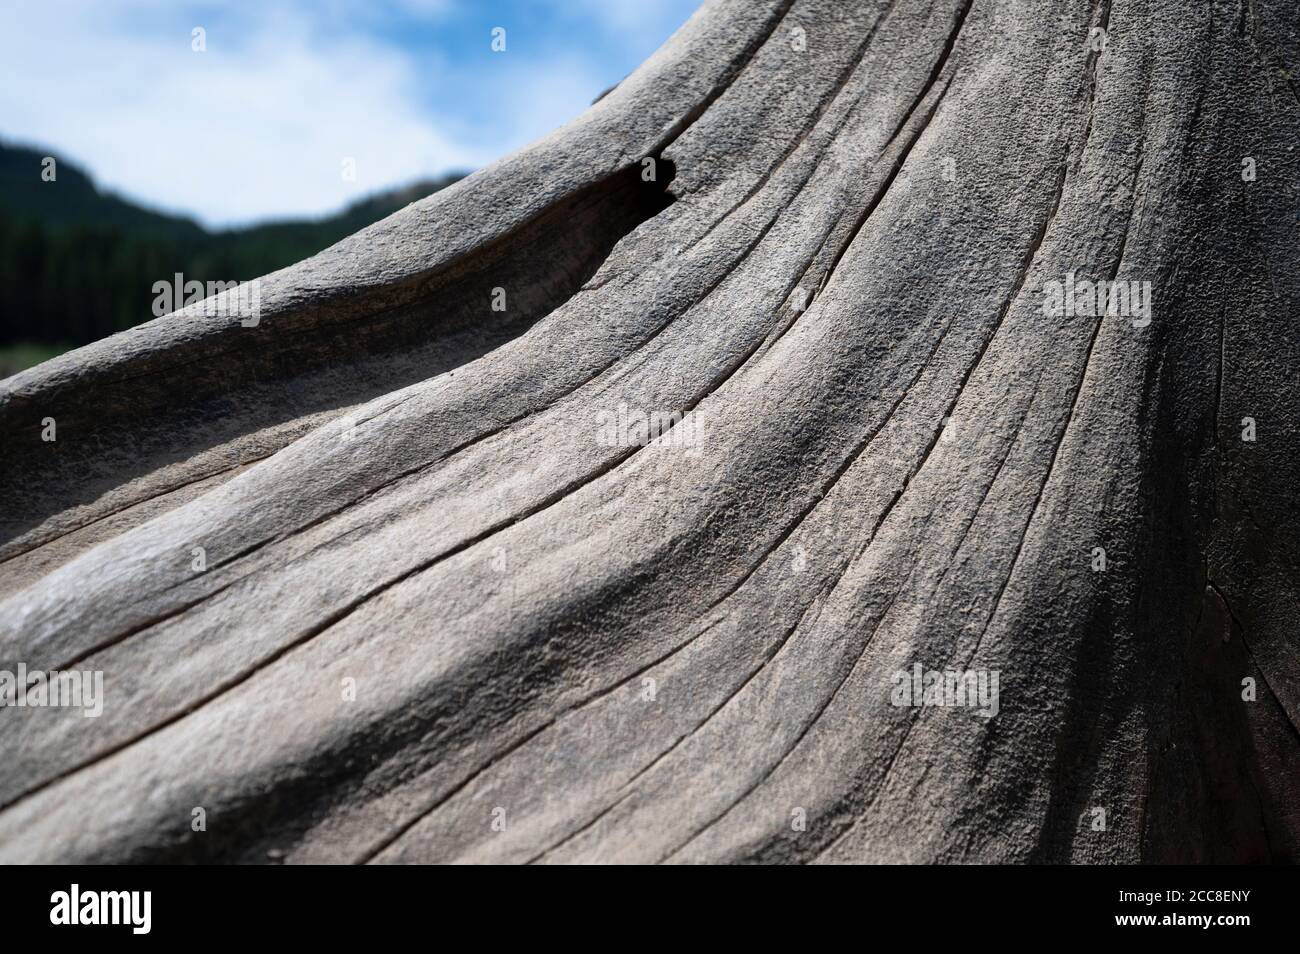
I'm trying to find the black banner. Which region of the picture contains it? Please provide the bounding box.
[0,864,1292,941]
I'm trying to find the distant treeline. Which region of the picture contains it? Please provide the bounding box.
[0,142,464,351]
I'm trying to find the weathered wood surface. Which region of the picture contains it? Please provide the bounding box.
[1,0,1298,863]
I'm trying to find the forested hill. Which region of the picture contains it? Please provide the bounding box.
[0,142,465,368]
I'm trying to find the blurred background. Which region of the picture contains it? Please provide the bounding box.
[0,0,701,375]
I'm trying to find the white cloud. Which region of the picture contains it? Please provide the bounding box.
[0,2,491,226]
[567,0,699,39]
[0,0,691,227]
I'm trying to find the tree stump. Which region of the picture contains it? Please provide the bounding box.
[1,0,1297,863]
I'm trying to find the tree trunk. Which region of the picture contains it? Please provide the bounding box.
[2,0,1298,863]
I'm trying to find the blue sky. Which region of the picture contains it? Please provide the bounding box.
[0,0,702,228]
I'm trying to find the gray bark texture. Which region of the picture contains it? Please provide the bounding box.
[1,0,1298,864]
